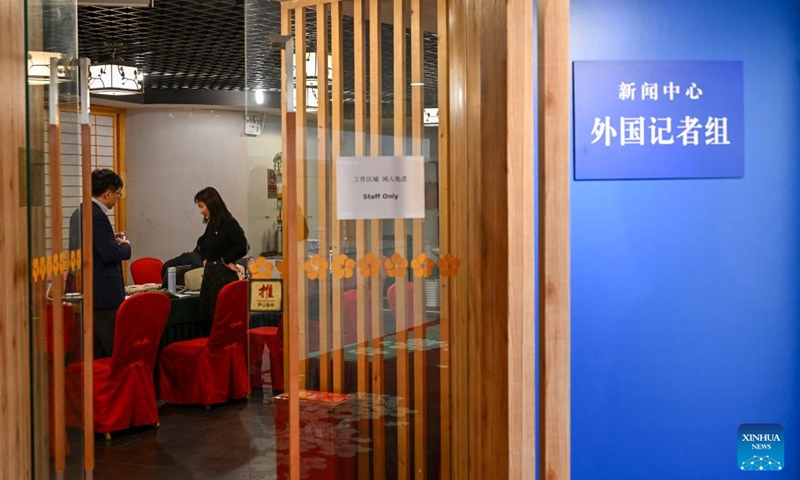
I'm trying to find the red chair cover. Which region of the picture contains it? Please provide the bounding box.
[159,280,250,405]
[342,288,373,343]
[387,281,416,332]
[65,292,171,433]
[130,257,164,285]
[45,303,78,456]
[248,325,284,391]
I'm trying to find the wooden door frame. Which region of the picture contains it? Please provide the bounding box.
[1,0,32,478]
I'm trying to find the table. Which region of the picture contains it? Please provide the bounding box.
[160,294,282,347]
[160,294,205,347]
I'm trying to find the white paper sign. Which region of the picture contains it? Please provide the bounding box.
[336,156,425,220]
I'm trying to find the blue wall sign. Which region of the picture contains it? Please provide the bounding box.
[573,60,744,180]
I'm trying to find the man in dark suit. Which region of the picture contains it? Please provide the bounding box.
[72,169,132,358]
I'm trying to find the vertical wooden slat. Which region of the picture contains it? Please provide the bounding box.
[49,121,67,477]
[316,2,331,393]
[508,1,536,478]
[436,0,451,477]
[392,1,410,478]
[282,6,302,480]
[448,0,470,477]
[0,1,30,476]
[296,7,309,388]
[369,0,386,478]
[538,0,570,478]
[353,2,370,478]
[330,1,345,394]
[81,121,96,476]
[409,0,426,477]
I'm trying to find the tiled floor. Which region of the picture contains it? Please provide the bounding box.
[62,390,278,480]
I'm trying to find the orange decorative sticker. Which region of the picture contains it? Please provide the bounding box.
[411,253,435,278]
[249,256,275,280]
[304,255,329,280]
[438,253,461,277]
[357,253,381,278]
[385,253,408,278]
[332,254,355,279]
[32,258,41,283]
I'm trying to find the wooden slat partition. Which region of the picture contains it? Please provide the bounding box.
[316,2,331,393]
[351,2,370,478]
[330,1,346,394]
[280,7,302,480]
[538,0,570,478]
[391,1,411,479]
[369,0,386,478]
[436,0,451,477]
[409,0,426,477]
[280,1,461,478]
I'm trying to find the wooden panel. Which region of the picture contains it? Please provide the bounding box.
[281,7,302,480]
[295,7,309,387]
[508,0,536,478]
[352,2,370,478]
[316,2,331,393]
[447,0,470,476]
[538,0,571,478]
[81,121,96,473]
[48,122,67,475]
[391,1,411,478]
[409,0,426,478]
[369,0,387,478]
[330,1,345,394]
[436,0,451,477]
[0,0,31,476]
[463,0,512,477]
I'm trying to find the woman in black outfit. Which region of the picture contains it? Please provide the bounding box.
[194,187,248,324]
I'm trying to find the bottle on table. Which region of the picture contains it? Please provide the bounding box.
[167,266,177,293]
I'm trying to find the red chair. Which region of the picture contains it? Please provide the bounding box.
[65,292,171,436]
[248,323,284,391]
[159,280,250,406]
[130,257,164,285]
[342,287,373,343]
[387,281,416,332]
[45,303,78,455]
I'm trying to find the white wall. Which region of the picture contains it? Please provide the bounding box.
[124,107,440,268]
[126,108,254,263]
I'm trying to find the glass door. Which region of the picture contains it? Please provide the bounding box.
[246,0,451,477]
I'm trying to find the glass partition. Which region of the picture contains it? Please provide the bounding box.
[26,0,85,478]
[247,0,450,477]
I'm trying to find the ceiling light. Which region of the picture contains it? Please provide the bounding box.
[88,45,144,95]
[89,62,144,95]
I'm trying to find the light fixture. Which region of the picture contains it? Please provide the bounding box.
[27,51,69,85]
[88,45,143,95]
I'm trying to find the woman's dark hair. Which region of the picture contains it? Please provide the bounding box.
[91,169,123,197]
[194,186,232,228]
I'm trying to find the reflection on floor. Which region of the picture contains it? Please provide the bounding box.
[64,390,277,480]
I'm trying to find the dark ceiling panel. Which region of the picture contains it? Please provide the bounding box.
[77,0,438,107]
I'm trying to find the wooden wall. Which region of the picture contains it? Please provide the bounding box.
[0,0,32,478]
